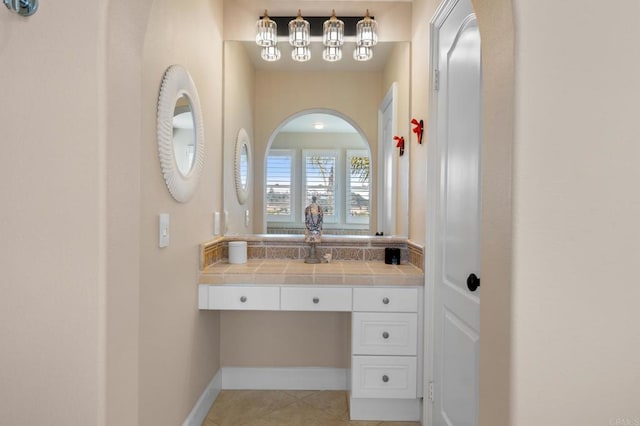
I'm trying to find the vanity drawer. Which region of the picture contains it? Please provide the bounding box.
[208,285,280,310]
[353,287,418,312]
[281,286,352,311]
[352,313,418,356]
[352,355,417,399]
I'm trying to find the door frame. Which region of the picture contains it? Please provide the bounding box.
[377,82,398,235]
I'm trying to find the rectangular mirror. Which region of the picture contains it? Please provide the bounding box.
[223,40,410,237]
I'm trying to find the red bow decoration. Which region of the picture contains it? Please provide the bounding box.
[393,136,405,156]
[411,118,424,144]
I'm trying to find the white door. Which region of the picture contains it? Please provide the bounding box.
[428,0,482,425]
[377,83,397,236]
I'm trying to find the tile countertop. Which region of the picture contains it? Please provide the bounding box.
[199,259,424,286]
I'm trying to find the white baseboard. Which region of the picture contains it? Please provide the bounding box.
[221,367,349,390]
[349,394,422,421]
[184,367,348,425]
[182,369,222,426]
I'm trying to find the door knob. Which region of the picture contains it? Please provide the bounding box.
[467,273,480,292]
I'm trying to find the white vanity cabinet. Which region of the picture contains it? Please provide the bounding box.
[198,283,422,422]
[349,287,422,422]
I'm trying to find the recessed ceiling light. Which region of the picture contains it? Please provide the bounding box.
[313,122,325,130]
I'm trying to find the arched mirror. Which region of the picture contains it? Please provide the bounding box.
[172,96,196,175]
[157,65,205,203]
[265,111,371,235]
[235,128,251,204]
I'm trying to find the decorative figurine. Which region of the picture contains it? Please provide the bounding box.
[304,195,323,263]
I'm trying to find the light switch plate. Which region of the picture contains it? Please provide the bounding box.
[214,212,220,235]
[245,209,250,227]
[159,213,170,248]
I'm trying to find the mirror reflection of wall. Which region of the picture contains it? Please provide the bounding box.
[266,112,371,235]
[172,95,196,176]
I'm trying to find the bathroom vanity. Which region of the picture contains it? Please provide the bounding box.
[198,243,424,422]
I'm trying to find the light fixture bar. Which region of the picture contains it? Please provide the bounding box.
[262,16,371,37]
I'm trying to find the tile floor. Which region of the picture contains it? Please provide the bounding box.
[202,390,420,426]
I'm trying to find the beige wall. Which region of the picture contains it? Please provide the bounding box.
[409,0,437,246]
[221,312,351,367]
[509,0,640,424]
[0,1,107,424]
[383,42,411,236]
[224,42,256,234]
[137,0,223,425]
[472,0,515,425]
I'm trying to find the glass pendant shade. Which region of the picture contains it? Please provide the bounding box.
[292,46,311,62]
[289,10,310,47]
[356,10,378,47]
[323,10,344,47]
[323,45,342,62]
[256,10,277,47]
[353,45,373,61]
[261,45,281,62]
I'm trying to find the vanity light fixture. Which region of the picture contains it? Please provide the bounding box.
[356,10,378,47]
[353,45,373,62]
[323,45,342,62]
[256,10,277,47]
[323,10,344,48]
[261,45,281,62]
[3,0,38,16]
[289,10,310,48]
[292,46,311,62]
[256,11,378,63]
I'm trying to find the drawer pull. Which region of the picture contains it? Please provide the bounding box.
[313,297,320,304]
[382,375,389,383]
[382,297,390,305]
[382,331,390,339]
[240,296,247,303]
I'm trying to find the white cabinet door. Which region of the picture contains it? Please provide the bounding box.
[280,287,352,311]
[352,355,417,399]
[352,312,418,356]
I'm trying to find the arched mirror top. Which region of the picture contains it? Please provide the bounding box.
[272,110,368,142]
[157,65,205,203]
[235,128,251,205]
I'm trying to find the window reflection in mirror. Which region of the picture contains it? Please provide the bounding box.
[172,95,196,176]
[240,144,249,189]
[265,112,371,235]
